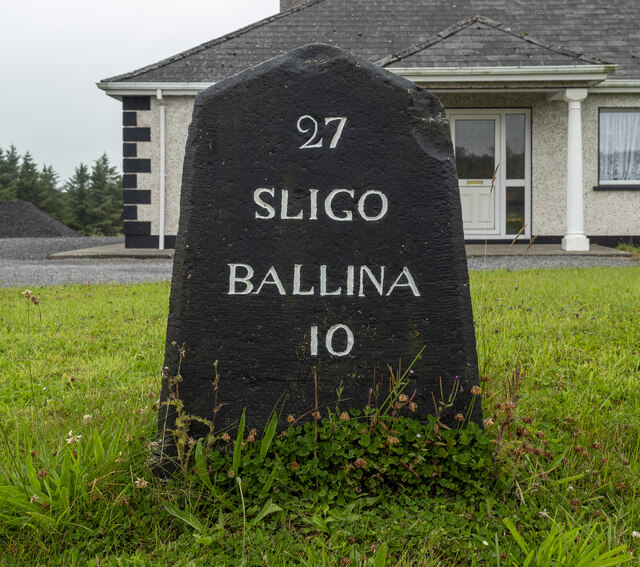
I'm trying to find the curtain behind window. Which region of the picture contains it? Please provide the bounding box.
[600,110,640,182]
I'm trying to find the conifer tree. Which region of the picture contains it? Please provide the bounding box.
[64,163,91,234]
[87,154,123,235]
[0,146,20,200]
[15,152,42,204]
[38,165,69,223]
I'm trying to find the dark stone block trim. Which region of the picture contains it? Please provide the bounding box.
[467,235,640,247]
[123,111,137,126]
[123,174,137,188]
[123,96,151,111]
[123,143,137,157]
[122,96,152,249]
[465,238,538,244]
[123,158,151,173]
[123,127,151,142]
[123,206,138,220]
[125,235,177,249]
[589,235,640,247]
[123,221,151,236]
[123,189,151,204]
[526,236,562,244]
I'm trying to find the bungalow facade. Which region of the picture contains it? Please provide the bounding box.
[98,0,640,250]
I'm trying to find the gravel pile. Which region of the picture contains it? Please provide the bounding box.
[0,201,80,238]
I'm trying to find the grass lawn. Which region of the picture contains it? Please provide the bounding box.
[0,267,639,566]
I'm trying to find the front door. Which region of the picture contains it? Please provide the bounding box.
[451,115,499,233]
[449,110,531,239]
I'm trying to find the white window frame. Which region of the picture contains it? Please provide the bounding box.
[598,108,640,186]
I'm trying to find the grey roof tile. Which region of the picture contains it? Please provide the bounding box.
[101,0,640,83]
[379,16,605,68]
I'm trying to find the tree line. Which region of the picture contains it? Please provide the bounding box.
[0,145,122,236]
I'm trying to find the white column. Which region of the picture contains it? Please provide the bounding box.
[562,88,589,251]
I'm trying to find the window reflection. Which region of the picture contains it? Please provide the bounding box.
[506,115,525,179]
[506,186,525,234]
[455,120,495,179]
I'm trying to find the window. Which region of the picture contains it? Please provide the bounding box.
[599,109,640,185]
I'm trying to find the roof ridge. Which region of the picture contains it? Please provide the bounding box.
[375,15,481,67]
[376,14,611,68]
[100,0,328,83]
[475,15,612,65]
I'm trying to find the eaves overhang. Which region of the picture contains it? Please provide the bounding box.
[390,65,617,86]
[589,79,640,93]
[97,64,622,100]
[97,82,215,99]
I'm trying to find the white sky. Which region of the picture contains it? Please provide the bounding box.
[0,0,280,182]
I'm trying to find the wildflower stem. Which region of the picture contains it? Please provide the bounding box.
[237,477,247,563]
[25,296,36,408]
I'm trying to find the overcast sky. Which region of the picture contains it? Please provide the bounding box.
[0,0,280,182]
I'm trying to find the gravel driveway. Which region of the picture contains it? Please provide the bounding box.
[1,237,638,288]
[466,254,640,271]
[0,237,173,288]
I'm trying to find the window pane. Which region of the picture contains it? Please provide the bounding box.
[599,110,640,182]
[455,120,495,179]
[506,114,525,179]
[506,186,525,234]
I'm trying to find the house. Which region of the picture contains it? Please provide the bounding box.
[98,0,640,250]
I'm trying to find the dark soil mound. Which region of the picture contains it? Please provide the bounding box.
[0,201,80,238]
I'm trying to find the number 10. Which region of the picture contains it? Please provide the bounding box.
[310,324,354,357]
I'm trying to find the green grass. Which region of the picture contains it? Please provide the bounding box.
[616,242,640,255]
[0,269,639,565]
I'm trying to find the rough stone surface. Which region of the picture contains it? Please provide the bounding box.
[159,44,481,443]
[0,201,80,238]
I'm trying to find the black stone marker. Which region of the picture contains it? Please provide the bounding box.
[158,43,481,447]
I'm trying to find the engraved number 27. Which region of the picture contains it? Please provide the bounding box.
[297,116,347,149]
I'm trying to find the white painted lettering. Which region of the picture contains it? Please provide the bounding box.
[325,117,348,148]
[280,189,304,220]
[309,189,318,220]
[326,324,354,356]
[253,188,276,219]
[255,266,286,295]
[320,264,342,295]
[298,115,322,149]
[346,265,355,296]
[359,265,385,297]
[229,264,420,297]
[310,325,319,356]
[325,189,354,221]
[386,267,420,296]
[293,264,315,295]
[358,190,389,221]
[253,188,389,222]
[228,264,254,294]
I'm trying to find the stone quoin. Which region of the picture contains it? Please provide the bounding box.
[157,43,482,450]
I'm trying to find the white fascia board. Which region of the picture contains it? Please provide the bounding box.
[389,65,617,85]
[97,82,213,97]
[589,80,640,93]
